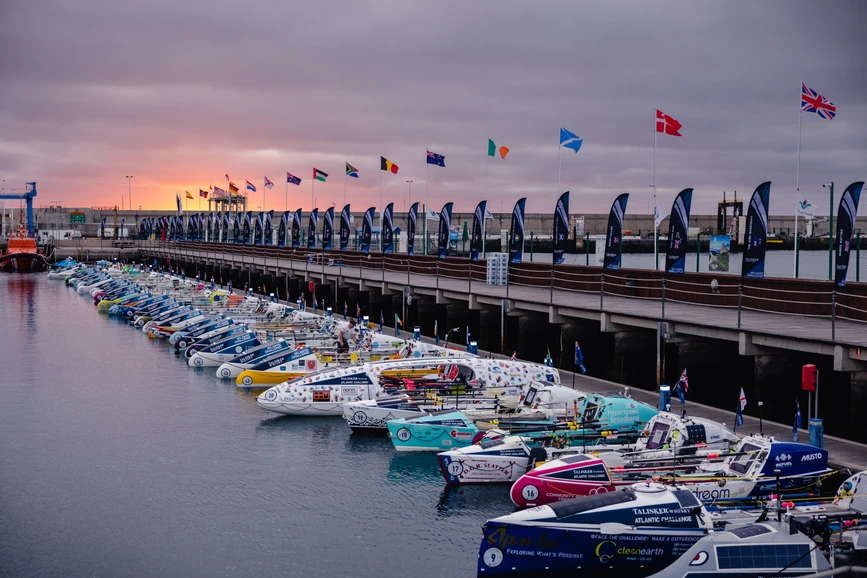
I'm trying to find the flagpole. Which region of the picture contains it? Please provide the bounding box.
[379,167,383,252]
[343,169,347,208]
[311,174,315,211]
[653,109,658,271]
[424,154,429,255]
[285,177,288,213]
[794,83,803,278]
[557,137,562,197]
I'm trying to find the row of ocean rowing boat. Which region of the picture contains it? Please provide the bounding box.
[52,260,867,577]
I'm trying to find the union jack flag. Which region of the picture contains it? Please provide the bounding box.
[801,83,836,120]
[678,368,689,392]
[510,352,517,361]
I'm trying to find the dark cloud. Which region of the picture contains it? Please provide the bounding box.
[1,0,864,214]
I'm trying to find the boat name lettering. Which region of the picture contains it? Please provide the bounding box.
[801,453,823,461]
[693,488,730,500]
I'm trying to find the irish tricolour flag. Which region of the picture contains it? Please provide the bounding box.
[313,168,328,183]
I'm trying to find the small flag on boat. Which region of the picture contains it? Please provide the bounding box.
[313,294,318,311]
[246,181,257,192]
[395,314,402,336]
[314,168,328,182]
[544,348,554,367]
[434,320,439,345]
[574,341,586,374]
[346,162,359,178]
[466,326,471,345]
[379,311,384,331]
[793,400,802,441]
[678,368,689,392]
[735,387,747,429]
[264,176,274,189]
[287,172,302,185]
[426,150,446,167]
[344,300,348,320]
[510,352,517,361]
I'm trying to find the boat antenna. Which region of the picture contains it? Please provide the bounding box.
[775,468,782,522]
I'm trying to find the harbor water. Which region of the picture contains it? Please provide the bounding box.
[0,275,511,578]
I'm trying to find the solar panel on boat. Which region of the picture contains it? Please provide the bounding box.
[549,489,636,519]
[716,544,812,570]
[560,454,594,465]
[729,524,773,539]
[672,489,700,509]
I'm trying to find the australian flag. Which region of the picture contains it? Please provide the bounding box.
[574,341,586,374]
[287,172,302,185]
[426,150,446,167]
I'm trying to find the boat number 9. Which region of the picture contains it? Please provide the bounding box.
[521,484,539,501]
[264,390,277,401]
[447,462,463,476]
[482,547,503,568]
[396,428,411,442]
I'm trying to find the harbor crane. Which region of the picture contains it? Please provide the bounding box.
[0,182,38,236]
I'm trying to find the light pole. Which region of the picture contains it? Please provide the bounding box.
[126,176,133,212]
[406,180,412,214]
[824,182,834,281]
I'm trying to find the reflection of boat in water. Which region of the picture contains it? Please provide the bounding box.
[0,216,49,273]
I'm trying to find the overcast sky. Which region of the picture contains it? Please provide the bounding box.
[2,0,865,216]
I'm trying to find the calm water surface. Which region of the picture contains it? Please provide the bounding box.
[0,275,510,578]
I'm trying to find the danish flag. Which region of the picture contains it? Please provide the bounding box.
[801,83,836,120]
[656,109,682,136]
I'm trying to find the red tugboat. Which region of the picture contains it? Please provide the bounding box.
[0,214,50,272]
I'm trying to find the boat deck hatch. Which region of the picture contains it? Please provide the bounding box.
[549,489,636,519]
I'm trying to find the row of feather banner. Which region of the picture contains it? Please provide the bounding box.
[139,181,863,286]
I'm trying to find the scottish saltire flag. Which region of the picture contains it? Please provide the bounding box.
[426,150,446,167]
[559,127,583,153]
[287,172,302,185]
[510,352,517,361]
[574,341,586,374]
[801,83,836,119]
[796,198,815,218]
[246,180,257,192]
[264,176,274,189]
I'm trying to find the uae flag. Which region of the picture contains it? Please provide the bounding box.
[313,168,328,182]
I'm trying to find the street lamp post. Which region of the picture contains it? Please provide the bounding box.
[406,180,412,213]
[126,176,133,212]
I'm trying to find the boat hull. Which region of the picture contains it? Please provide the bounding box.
[0,252,49,272]
[477,522,705,577]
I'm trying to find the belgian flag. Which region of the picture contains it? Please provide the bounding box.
[380,157,399,174]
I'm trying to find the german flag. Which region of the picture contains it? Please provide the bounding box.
[228,181,239,193]
[380,157,399,174]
